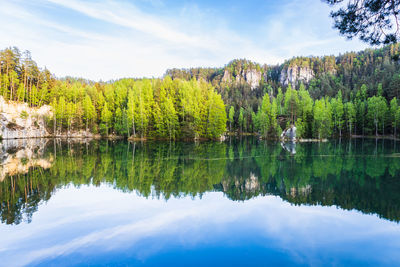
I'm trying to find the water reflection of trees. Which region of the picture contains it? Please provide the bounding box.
[1,138,400,225]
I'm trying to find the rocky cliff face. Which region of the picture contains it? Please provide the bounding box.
[222,68,266,90]
[0,97,52,139]
[280,65,314,86]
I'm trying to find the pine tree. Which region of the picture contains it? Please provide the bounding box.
[238,107,244,133]
[345,102,356,136]
[390,98,399,136]
[127,90,136,137]
[100,103,112,136]
[228,106,235,132]
[368,96,380,136]
[284,84,299,123]
[83,95,95,133]
[205,91,226,138]
[114,107,123,135]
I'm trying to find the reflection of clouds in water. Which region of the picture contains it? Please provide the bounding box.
[1,185,400,266]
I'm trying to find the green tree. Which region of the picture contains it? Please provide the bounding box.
[114,107,124,135]
[345,102,356,136]
[100,103,112,136]
[284,84,299,123]
[257,93,271,137]
[238,107,244,133]
[314,98,332,139]
[390,98,400,136]
[83,95,95,132]
[127,90,135,137]
[332,91,344,136]
[324,0,400,45]
[298,84,314,137]
[205,91,226,138]
[367,96,384,136]
[228,106,235,132]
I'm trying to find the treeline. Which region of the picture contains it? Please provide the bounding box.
[1,138,400,224]
[234,83,400,139]
[167,44,400,138]
[0,47,226,139]
[50,78,226,139]
[2,45,400,139]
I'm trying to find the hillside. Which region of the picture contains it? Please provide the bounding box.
[166,44,400,136]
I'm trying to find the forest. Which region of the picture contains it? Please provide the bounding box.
[1,44,400,139]
[0,48,226,139]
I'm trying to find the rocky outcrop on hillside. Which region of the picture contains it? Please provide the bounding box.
[280,65,314,86]
[222,67,267,90]
[0,97,52,139]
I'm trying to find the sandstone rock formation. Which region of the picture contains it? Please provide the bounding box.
[222,67,267,90]
[0,97,52,139]
[280,65,314,86]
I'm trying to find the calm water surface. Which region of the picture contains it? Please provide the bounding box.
[0,138,400,266]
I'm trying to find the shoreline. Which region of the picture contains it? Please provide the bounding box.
[1,134,400,142]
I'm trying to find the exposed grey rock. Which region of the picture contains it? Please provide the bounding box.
[222,69,231,82]
[0,97,52,139]
[281,125,296,141]
[222,67,266,90]
[280,65,314,86]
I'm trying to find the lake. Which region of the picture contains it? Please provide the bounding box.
[0,138,400,266]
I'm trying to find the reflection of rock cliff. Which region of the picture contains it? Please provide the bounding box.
[0,97,52,139]
[288,185,312,198]
[220,172,264,200]
[0,139,53,181]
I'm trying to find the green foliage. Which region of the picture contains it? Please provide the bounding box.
[228,106,235,132]
[2,45,400,139]
[313,98,332,139]
[100,103,112,135]
[20,110,28,119]
[344,101,356,135]
[325,0,400,45]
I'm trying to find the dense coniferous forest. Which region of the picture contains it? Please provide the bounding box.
[1,44,400,139]
[0,47,226,139]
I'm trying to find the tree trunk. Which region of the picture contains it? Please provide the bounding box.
[10,75,13,100]
[132,115,136,137]
[54,114,56,136]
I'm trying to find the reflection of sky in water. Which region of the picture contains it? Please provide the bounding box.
[1,184,400,266]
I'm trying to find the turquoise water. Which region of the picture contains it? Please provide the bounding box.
[0,138,400,266]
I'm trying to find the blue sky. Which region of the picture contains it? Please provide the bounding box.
[0,0,368,81]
